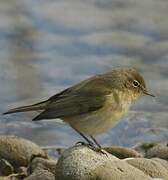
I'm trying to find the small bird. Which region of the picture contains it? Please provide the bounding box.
[3,68,154,151]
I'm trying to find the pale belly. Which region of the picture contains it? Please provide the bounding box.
[64,107,128,136]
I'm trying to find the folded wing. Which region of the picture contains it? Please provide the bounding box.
[32,92,106,121]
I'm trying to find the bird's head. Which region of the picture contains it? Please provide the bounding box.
[122,68,155,99]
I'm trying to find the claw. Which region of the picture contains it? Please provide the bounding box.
[75,141,95,147]
[75,141,108,156]
[96,148,108,156]
[75,141,86,146]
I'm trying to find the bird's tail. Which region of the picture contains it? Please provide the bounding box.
[2,100,47,115]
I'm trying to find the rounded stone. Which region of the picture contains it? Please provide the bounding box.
[29,157,57,175]
[0,136,47,168]
[93,160,152,180]
[126,158,168,179]
[55,145,152,180]
[104,146,142,159]
[25,168,55,180]
[145,143,168,160]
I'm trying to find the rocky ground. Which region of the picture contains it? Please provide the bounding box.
[0,136,167,180]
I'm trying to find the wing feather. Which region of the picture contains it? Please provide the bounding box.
[32,74,114,121]
[32,94,106,121]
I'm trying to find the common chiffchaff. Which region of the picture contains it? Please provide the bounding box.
[3,68,154,150]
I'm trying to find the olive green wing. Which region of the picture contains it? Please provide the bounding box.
[3,72,117,119]
[32,75,113,121]
[32,92,106,121]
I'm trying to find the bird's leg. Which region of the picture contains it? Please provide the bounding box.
[90,136,107,155]
[90,135,102,149]
[72,127,95,147]
[72,127,107,155]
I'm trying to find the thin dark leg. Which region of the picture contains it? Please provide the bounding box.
[90,135,107,156]
[71,127,106,155]
[72,127,94,146]
[90,136,102,149]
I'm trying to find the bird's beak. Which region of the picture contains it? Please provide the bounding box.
[140,85,155,97]
[143,90,155,97]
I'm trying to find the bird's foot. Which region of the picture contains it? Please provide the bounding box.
[75,141,95,148]
[75,141,108,156]
[87,146,108,156]
[96,148,108,156]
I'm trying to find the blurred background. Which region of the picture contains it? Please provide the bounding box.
[0,0,168,148]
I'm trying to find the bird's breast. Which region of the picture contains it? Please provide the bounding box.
[65,93,131,136]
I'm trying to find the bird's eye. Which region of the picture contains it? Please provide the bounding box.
[132,80,140,87]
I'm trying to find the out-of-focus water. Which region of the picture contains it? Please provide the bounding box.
[0,0,168,148]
